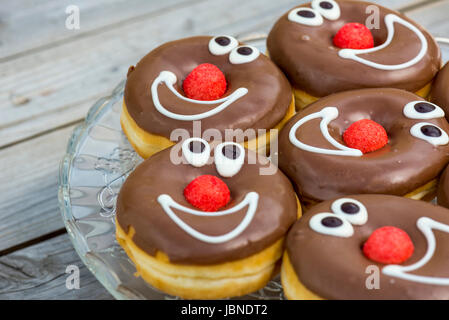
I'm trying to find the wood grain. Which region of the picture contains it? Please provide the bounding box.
[0,125,77,252]
[0,0,445,299]
[0,233,112,299]
[0,0,425,149]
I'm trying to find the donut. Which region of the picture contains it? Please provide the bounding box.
[122,36,295,158]
[267,0,441,109]
[278,88,449,206]
[282,194,449,299]
[115,138,300,299]
[431,62,449,121]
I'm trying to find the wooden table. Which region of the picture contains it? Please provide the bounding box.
[0,0,448,299]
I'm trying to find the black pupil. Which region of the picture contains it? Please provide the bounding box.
[237,47,253,55]
[320,1,333,9]
[297,10,316,18]
[414,102,436,113]
[215,36,230,46]
[341,202,360,214]
[321,217,343,228]
[222,145,240,159]
[421,125,442,137]
[189,141,205,153]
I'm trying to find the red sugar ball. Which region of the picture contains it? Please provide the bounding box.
[333,22,374,49]
[343,119,388,154]
[182,63,227,101]
[183,175,231,212]
[363,226,414,264]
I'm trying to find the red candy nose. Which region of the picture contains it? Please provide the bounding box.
[363,226,414,264]
[343,119,388,154]
[184,175,231,212]
[182,63,227,101]
[333,22,374,49]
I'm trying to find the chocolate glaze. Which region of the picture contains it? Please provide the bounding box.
[431,62,449,121]
[278,88,449,203]
[437,165,449,209]
[124,36,292,139]
[287,194,449,299]
[267,0,441,97]
[116,146,298,265]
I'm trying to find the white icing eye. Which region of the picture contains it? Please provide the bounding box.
[403,101,445,120]
[229,46,260,64]
[214,142,245,177]
[410,122,449,146]
[311,0,340,21]
[288,7,323,26]
[182,138,210,167]
[309,213,354,238]
[208,35,238,55]
[331,198,368,225]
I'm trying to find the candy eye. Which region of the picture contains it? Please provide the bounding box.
[410,122,449,146]
[229,46,260,64]
[214,142,245,177]
[208,35,238,55]
[331,198,368,225]
[311,0,340,21]
[403,101,445,120]
[309,213,354,238]
[288,7,323,26]
[182,138,210,167]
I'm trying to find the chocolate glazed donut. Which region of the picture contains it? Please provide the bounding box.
[283,195,449,299]
[431,62,449,121]
[267,0,441,98]
[124,36,292,141]
[116,144,297,265]
[116,139,299,298]
[278,88,449,204]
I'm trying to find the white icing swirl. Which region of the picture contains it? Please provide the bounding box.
[208,36,238,55]
[288,7,323,26]
[182,138,210,167]
[214,142,245,178]
[338,14,428,70]
[410,122,449,146]
[331,198,368,225]
[151,71,248,121]
[382,217,449,285]
[309,213,354,238]
[311,0,340,21]
[403,101,445,120]
[289,106,363,157]
[157,192,259,244]
[229,45,260,64]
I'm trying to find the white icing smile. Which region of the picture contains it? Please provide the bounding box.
[338,14,428,70]
[157,192,259,243]
[382,217,449,285]
[289,106,363,157]
[151,71,248,121]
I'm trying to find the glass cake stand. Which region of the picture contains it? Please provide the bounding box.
[58,34,449,300]
[58,34,284,300]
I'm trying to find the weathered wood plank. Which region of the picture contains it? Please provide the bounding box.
[0,0,302,148]
[0,125,78,252]
[0,0,194,60]
[0,0,424,149]
[0,233,113,299]
[0,0,421,61]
